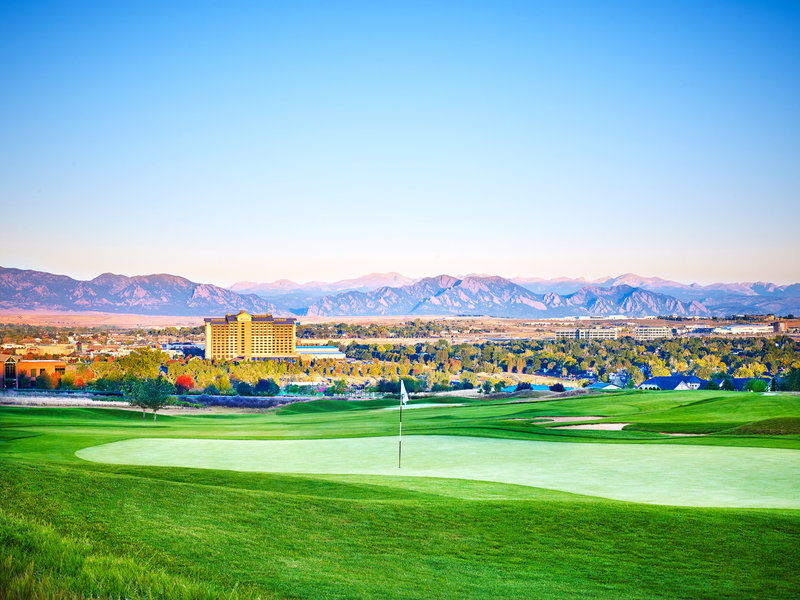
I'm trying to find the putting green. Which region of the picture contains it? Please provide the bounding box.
[76,436,800,508]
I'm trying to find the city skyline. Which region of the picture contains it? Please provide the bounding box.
[2,1,798,285]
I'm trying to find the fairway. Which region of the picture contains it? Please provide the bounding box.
[76,435,800,508]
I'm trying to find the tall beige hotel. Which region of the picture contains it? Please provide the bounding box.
[204,311,297,360]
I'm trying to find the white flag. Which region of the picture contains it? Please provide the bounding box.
[400,380,409,405]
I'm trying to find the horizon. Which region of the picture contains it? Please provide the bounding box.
[2,2,799,285]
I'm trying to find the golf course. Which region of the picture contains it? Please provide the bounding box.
[2,390,799,599]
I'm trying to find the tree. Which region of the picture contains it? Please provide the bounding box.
[215,375,231,394]
[236,381,254,396]
[720,376,735,391]
[175,374,194,394]
[702,380,719,390]
[627,366,645,386]
[59,372,76,389]
[125,377,174,422]
[549,383,565,392]
[744,379,768,392]
[35,372,57,390]
[779,367,800,391]
[255,378,280,396]
[481,380,493,394]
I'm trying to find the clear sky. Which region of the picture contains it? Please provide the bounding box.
[1,1,798,286]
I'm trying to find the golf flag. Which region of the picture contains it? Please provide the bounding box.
[398,380,408,468]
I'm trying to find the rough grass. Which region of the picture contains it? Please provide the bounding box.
[0,509,263,600]
[726,417,800,436]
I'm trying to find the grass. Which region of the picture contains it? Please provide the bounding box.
[1,391,799,599]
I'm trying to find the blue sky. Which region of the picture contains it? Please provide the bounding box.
[1,1,798,286]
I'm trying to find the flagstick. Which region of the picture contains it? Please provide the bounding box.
[398,396,403,468]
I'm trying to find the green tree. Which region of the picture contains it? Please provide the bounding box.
[125,377,174,422]
[35,372,56,390]
[744,379,768,392]
[255,378,280,395]
[236,381,254,396]
[333,378,348,395]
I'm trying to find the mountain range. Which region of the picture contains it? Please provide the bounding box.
[1,267,798,318]
[0,267,282,316]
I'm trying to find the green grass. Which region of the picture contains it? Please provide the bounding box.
[1,391,799,599]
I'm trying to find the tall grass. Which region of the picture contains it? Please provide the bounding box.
[0,509,265,600]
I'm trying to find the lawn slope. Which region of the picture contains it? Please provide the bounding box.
[1,391,799,599]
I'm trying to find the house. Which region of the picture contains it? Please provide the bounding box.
[638,376,708,391]
[585,382,621,391]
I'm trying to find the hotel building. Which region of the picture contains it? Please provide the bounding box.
[204,311,297,360]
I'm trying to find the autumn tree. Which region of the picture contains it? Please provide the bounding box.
[175,374,194,394]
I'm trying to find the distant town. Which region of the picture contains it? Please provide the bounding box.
[2,312,799,397]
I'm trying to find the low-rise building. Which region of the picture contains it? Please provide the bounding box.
[772,319,800,333]
[295,346,346,361]
[713,324,773,335]
[555,328,619,340]
[634,326,672,341]
[1,355,67,388]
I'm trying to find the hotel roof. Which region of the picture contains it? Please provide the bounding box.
[204,311,296,324]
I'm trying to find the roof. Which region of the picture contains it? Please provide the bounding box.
[0,353,19,363]
[639,376,708,390]
[296,346,341,351]
[204,313,296,324]
[586,382,620,389]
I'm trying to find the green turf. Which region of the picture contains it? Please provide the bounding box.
[76,435,800,508]
[2,391,800,599]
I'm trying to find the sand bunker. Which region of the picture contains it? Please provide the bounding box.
[534,416,605,423]
[384,403,463,410]
[554,423,631,431]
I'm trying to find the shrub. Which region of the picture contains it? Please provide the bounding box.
[549,383,565,392]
